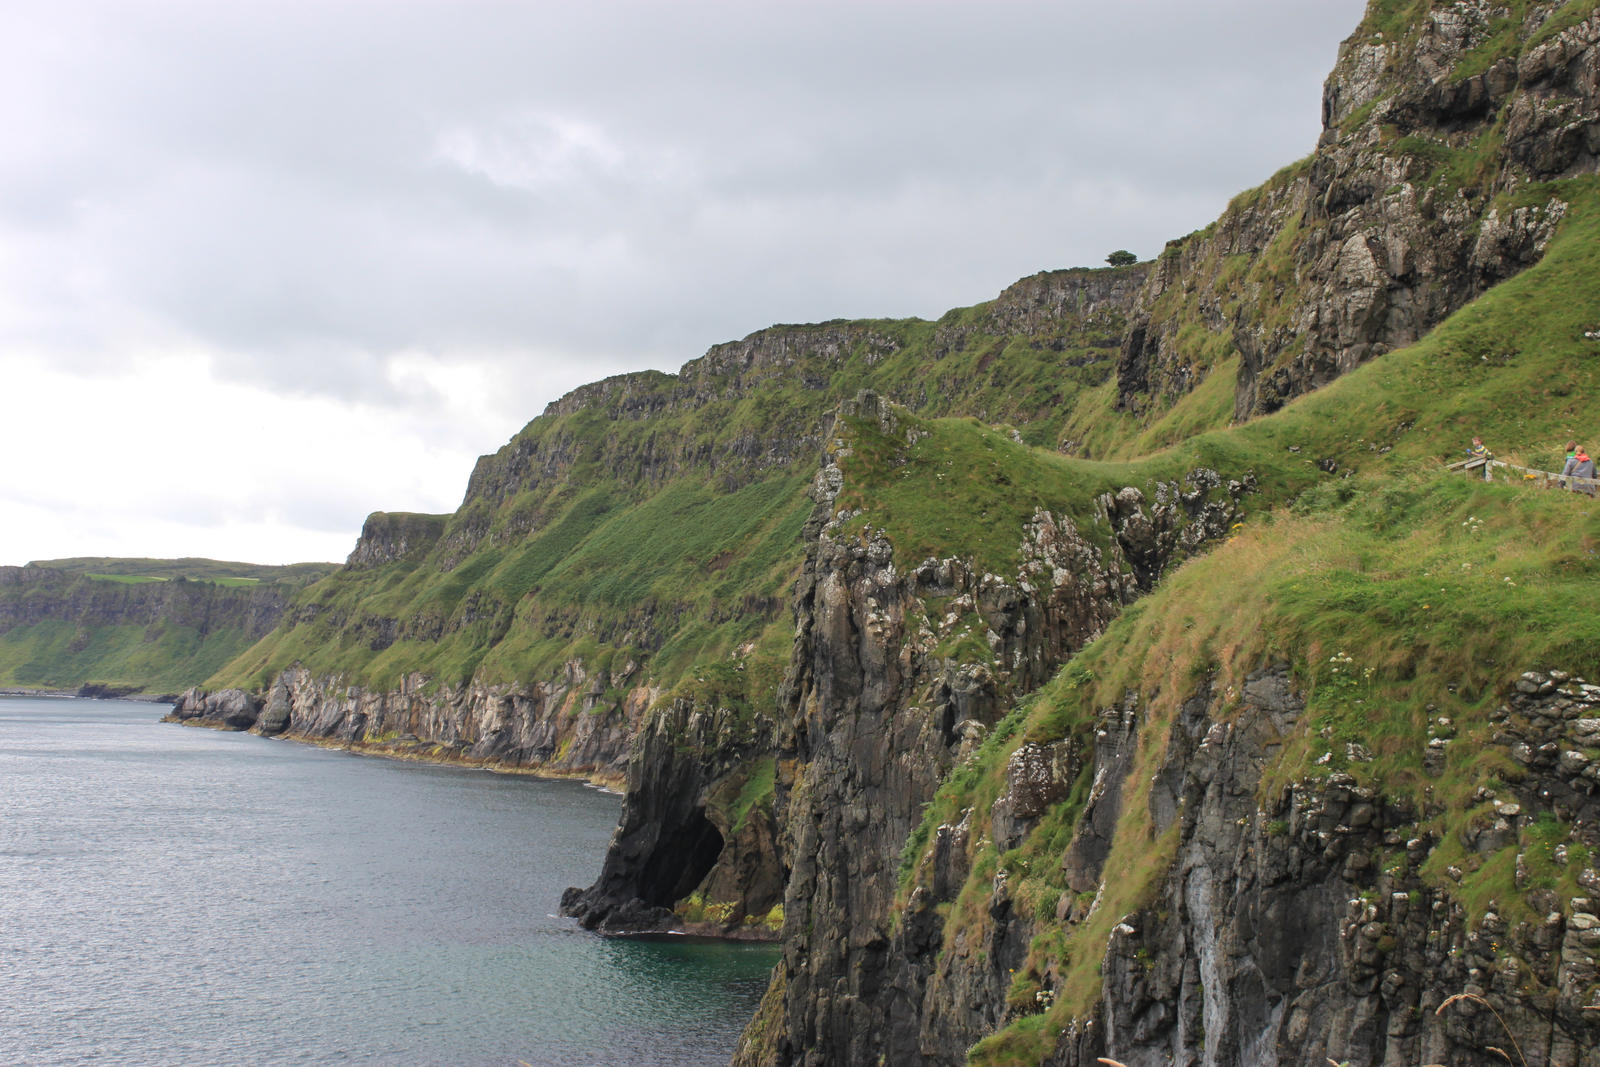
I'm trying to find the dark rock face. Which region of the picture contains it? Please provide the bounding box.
[1102,472,1252,592]
[1116,4,1600,422]
[1034,668,1600,1067]
[560,697,784,937]
[726,411,1248,1066]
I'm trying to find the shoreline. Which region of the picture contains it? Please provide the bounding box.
[163,712,627,793]
[166,713,780,942]
[1,686,178,704]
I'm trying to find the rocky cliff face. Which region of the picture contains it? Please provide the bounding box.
[168,660,654,781]
[462,267,1149,514]
[0,563,298,695]
[1117,2,1599,423]
[1035,668,1600,1067]
[560,695,785,938]
[154,6,1600,1063]
[186,259,1151,879]
[703,6,1600,1062]
[710,395,1252,1065]
[460,323,907,512]
[344,512,447,571]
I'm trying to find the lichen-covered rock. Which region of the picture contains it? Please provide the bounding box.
[993,740,1083,853]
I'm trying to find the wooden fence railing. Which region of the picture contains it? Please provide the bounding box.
[1447,456,1599,492]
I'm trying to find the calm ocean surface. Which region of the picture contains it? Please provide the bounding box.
[0,696,776,1066]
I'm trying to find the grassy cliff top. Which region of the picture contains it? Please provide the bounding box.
[29,558,339,586]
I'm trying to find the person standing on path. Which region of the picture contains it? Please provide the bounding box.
[1566,445,1596,497]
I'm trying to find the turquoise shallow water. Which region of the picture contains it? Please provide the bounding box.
[0,696,776,1066]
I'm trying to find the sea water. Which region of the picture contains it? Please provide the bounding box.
[0,696,776,1066]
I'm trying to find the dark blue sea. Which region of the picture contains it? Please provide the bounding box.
[0,696,775,1066]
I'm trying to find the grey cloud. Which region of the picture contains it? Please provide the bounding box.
[2,0,1368,410]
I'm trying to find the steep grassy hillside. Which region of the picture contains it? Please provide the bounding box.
[1054,0,1600,466]
[209,268,1148,716]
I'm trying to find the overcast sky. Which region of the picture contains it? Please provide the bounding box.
[1,0,1368,568]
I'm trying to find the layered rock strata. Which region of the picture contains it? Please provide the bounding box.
[0,565,290,641]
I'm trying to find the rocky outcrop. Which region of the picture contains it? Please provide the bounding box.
[726,399,1251,1066]
[1117,1,1599,422]
[983,266,1151,342]
[934,266,1150,358]
[167,686,262,730]
[561,697,785,938]
[460,323,906,511]
[344,512,447,570]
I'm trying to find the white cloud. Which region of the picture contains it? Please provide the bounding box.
[2,352,488,564]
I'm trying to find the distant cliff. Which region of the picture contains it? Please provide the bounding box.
[0,561,331,695]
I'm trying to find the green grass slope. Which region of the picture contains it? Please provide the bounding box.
[220,472,815,709]
[0,617,260,695]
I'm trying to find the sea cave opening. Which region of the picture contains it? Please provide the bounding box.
[638,806,725,907]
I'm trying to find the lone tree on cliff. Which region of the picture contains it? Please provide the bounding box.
[1105,249,1137,267]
